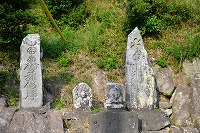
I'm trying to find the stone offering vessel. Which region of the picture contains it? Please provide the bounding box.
[125,27,157,110]
[20,34,43,108]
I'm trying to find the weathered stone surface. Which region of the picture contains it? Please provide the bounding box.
[0,107,16,132]
[0,97,7,108]
[90,110,139,133]
[20,34,43,108]
[182,58,200,81]
[171,84,193,127]
[133,109,170,131]
[170,126,182,133]
[159,95,171,109]
[7,109,64,133]
[190,75,200,131]
[72,82,92,110]
[161,109,172,117]
[91,68,108,102]
[48,109,64,133]
[104,82,124,109]
[142,127,170,133]
[155,66,175,96]
[170,126,199,133]
[64,110,90,133]
[125,27,157,110]
[8,110,48,133]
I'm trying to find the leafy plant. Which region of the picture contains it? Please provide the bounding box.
[125,0,193,35]
[7,97,19,106]
[51,98,65,110]
[165,33,200,62]
[156,57,167,68]
[45,0,89,28]
[0,0,36,51]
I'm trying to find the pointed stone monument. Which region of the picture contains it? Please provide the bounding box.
[125,27,157,110]
[20,34,43,108]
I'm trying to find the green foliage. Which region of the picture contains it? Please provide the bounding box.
[0,71,19,106]
[165,33,200,62]
[51,99,65,110]
[7,97,19,106]
[45,0,89,28]
[97,52,119,70]
[126,0,193,35]
[0,70,8,84]
[57,56,72,67]
[0,0,36,51]
[156,57,167,68]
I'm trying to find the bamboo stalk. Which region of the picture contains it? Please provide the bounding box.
[39,0,67,43]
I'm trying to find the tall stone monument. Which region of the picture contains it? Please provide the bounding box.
[20,34,43,108]
[73,82,92,110]
[125,27,157,110]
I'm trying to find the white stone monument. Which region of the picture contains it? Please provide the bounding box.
[20,34,43,108]
[104,82,124,109]
[125,27,157,110]
[72,82,92,110]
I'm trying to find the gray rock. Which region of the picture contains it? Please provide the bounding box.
[161,109,172,117]
[72,82,92,110]
[8,110,48,133]
[48,109,64,133]
[0,97,7,108]
[64,110,90,133]
[125,27,157,110]
[0,107,16,132]
[90,110,139,133]
[8,109,64,133]
[104,82,124,109]
[91,68,108,102]
[190,75,200,131]
[159,95,171,109]
[133,109,170,131]
[20,34,43,108]
[181,127,199,133]
[182,58,200,81]
[155,66,175,96]
[170,126,199,133]
[170,126,182,133]
[142,127,170,133]
[171,84,193,127]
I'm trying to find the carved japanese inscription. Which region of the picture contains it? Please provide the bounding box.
[20,34,43,108]
[125,27,157,110]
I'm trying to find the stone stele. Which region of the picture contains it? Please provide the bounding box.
[20,34,43,108]
[104,82,124,109]
[73,82,92,110]
[125,27,157,110]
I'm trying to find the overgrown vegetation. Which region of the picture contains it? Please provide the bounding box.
[0,0,199,108]
[125,0,194,35]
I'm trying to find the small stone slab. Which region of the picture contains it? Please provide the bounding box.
[125,27,157,110]
[72,82,92,110]
[133,109,170,131]
[20,34,43,108]
[104,82,124,109]
[90,110,139,133]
